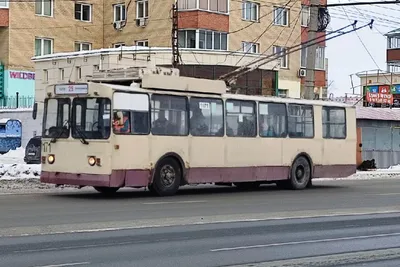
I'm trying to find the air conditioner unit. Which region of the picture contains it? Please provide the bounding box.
[137,18,146,27]
[113,21,122,31]
[298,68,306,77]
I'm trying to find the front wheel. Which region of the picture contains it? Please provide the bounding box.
[149,157,182,196]
[93,186,120,195]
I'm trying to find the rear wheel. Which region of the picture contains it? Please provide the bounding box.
[149,157,182,196]
[276,156,311,190]
[93,186,120,195]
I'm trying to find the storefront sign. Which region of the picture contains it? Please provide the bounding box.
[9,71,35,80]
[365,85,393,105]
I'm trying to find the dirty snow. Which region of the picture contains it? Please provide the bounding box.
[0,148,41,180]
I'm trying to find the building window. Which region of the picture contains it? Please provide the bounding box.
[388,37,400,49]
[225,100,257,137]
[288,104,314,138]
[178,0,228,13]
[136,0,148,19]
[388,64,400,73]
[75,3,91,22]
[301,45,307,68]
[322,107,346,139]
[274,7,289,26]
[301,5,309,27]
[113,4,126,22]
[35,0,53,16]
[74,42,92,51]
[135,40,149,47]
[242,1,259,21]
[35,38,53,56]
[315,46,325,70]
[76,67,82,80]
[242,42,259,53]
[259,102,287,137]
[114,43,125,48]
[180,30,228,50]
[273,46,288,68]
[0,0,9,8]
[59,68,64,80]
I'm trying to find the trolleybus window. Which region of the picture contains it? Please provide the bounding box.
[288,104,314,138]
[151,94,188,136]
[72,98,111,139]
[225,100,256,137]
[258,102,287,138]
[189,97,223,136]
[113,92,150,135]
[322,107,346,139]
[43,98,70,138]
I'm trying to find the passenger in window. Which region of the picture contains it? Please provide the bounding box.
[113,111,130,133]
[261,116,277,137]
[190,106,209,135]
[152,110,171,134]
[238,116,255,137]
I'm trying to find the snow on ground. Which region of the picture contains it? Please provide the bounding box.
[0,148,40,180]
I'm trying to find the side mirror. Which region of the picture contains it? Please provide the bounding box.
[32,102,38,120]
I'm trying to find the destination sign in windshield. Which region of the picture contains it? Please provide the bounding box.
[54,84,89,95]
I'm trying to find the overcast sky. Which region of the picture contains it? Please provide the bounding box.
[326,0,397,97]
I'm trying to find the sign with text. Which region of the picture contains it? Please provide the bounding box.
[9,71,35,80]
[365,85,393,105]
[54,84,89,95]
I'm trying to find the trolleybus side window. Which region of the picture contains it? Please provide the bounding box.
[225,99,257,137]
[151,94,188,136]
[72,98,111,139]
[258,102,287,138]
[287,104,314,138]
[113,92,150,135]
[322,107,346,139]
[43,98,70,138]
[189,97,224,137]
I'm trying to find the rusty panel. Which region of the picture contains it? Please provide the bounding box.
[387,49,400,62]
[0,8,9,27]
[178,11,229,32]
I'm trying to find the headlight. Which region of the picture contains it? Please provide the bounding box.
[88,156,96,166]
[48,154,55,164]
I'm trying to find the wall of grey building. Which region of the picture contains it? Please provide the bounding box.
[357,119,400,168]
[0,109,42,148]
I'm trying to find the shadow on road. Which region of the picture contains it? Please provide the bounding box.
[45,183,347,201]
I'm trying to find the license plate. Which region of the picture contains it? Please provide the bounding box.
[28,153,35,156]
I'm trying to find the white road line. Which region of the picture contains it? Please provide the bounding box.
[141,200,207,205]
[32,262,90,267]
[373,193,400,196]
[210,232,400,252]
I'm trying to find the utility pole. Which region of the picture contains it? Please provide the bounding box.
[304,1,319,100]
[171,1,181,68]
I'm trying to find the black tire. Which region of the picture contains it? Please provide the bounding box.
[234,182,261,190]
[288,156,312,190]
[150,157,182,196]
[275,180,291,190]
[93,186,120,195]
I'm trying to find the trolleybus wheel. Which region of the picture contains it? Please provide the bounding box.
[150,157,182,196]
[93,186,120,195]
[234,182,261,190]
[288,156,311,190]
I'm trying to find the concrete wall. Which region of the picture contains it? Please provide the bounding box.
[0,108,40,148]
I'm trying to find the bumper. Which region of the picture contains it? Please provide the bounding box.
[40,170,151,187]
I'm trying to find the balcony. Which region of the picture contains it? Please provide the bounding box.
[0,9,9,27]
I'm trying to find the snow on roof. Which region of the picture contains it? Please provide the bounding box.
[385,28,400,37]
[0,118,10,124]
[356,106,400,121]
[31,46,265,62]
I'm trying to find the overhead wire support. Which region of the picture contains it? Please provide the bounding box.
[220,20,374,88]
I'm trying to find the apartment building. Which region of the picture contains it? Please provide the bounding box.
[0,0,327,105]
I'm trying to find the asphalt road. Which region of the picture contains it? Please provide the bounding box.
[0,178,400,266]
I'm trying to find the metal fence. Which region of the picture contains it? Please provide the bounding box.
[0,95,35,109]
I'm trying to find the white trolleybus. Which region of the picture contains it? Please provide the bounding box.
[33,67,357,196]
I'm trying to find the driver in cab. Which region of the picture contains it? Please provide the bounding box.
[113,111,130,133]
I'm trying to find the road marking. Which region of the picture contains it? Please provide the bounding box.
[141,200,207,205]
[210,232,400,252]
[373,193,400,196]
[32,262,90,267]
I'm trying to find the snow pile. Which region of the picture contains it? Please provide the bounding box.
[0,148,41,180]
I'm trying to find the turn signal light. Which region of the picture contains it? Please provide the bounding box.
[47,154,55,164]
[88,156,96,166]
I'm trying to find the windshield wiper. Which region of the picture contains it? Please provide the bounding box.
[50,120,69,143]
[73,125,89,145]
